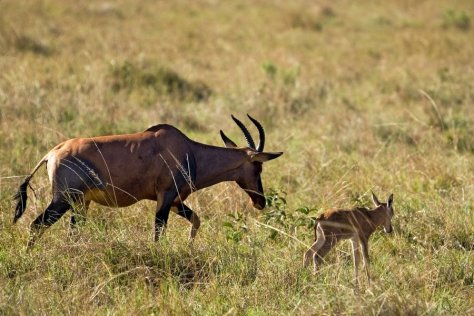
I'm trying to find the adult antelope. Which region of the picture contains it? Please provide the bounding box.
[303,192,394,286]
[14,115,282,248]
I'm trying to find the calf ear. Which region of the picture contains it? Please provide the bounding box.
[250,151,283,163]
[371,191,381,207]
[387,194,394,209]
[220,130,237,148]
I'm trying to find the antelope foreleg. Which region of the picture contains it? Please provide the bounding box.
[174,203,201,241]
[155,191,177,241]
[360,238,371,284]
[351,238,361,288]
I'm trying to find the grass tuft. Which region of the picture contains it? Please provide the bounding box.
[109,60,212,102]
[14,34,54,56]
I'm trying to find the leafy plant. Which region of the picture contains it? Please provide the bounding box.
[442,9,470,31]
[262,61,277,80]
[261,61,300,87]
[222,211,249,243]
[261,189,317,240]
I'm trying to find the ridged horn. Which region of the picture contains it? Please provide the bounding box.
[231,115,256,149]
[247,114,265,152]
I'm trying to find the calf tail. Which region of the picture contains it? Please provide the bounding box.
[13,156,48,223]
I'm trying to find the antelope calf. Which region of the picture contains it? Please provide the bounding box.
[303,192,394,285]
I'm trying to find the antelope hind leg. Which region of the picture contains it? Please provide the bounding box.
[303,223,327,272]
[28,200,71,249]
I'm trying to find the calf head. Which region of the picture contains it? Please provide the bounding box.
[371,192,394,233]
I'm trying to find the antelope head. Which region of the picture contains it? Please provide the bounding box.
[371,192,394,233]
[220,114,283,210]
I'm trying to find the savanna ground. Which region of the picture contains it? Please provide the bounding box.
[1,0,473,314]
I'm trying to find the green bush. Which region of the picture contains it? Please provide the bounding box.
[442,9,470,31]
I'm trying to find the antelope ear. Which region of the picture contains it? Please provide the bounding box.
[371,191,381,207]
[220,130,237,148]
[387,194,394,208]
[250,151,283,163]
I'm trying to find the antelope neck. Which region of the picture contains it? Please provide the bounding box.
[192,143,247,189]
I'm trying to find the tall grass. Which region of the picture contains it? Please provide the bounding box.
[1,0,473,314]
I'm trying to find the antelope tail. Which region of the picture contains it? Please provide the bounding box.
[13,155,48,223]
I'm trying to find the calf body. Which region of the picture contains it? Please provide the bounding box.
[14,115,282,248]
[303,192,394,286]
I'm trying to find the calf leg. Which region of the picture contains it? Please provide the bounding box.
[303,223,326,268]
[351,238,361,287]
[173,202,201,241]
[28,199,71,249]
[360,238,371,284]
[312,234,337,274]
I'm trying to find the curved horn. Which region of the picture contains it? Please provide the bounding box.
[220,130,237,148]
[247,114,265,152]
[231,115,256,149]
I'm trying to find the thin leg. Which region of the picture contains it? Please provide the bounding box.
[312,227,336,273]
[303,239,323,268]
[174,203,201,241]
[155,191,176,241]
[351,238,361,288]
[360,238,371,284]
[28,200,71,249]
[312,238,335,274]
[303,223,326,268]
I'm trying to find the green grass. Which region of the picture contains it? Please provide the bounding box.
[1,0,473,314]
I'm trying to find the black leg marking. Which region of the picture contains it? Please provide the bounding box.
[176,203,194,221]
[155,192,177,241]
[28,200,71,249]
[155,210,170,240]
[154,154,196,241]
[32,201,70,228]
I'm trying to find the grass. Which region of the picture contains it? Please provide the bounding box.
[1,0,473,314]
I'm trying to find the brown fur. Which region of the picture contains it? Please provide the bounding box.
[303,192,394,286]
[14,116,282,248]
